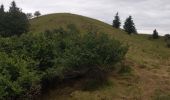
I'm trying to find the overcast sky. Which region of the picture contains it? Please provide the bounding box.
[1,0,170,35]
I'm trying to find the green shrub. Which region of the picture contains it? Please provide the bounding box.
[164,34,170,41]
[0,52,40,99]
[59,31,126,68]
[0,25,128,99]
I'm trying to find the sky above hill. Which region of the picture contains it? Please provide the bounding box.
[1,0,170,35]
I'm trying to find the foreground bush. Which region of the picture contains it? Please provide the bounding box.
[0,25,128,99]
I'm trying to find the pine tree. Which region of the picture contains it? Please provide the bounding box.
[0,5,5,35]
[0,5,4,13]
[123,16,137,34]
[152,29,159,39]
[4,1,29,37]
[9,1,20,13]
[113,12,121,29]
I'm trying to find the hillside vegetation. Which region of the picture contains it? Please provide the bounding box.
[31,13,170,68]
[30,13,170,100]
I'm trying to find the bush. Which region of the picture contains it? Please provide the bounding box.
[164,34,170,41]
[0,52,40,99]
[52,31,128,79]
[0,25,128,99]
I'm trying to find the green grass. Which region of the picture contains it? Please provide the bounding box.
[31,13,170,100]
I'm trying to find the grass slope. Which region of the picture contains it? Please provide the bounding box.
[31,13,170,100]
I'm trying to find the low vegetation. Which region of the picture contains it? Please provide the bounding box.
[33,13,170,100]
[0,25,128,99]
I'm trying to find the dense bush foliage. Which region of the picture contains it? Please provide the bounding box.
[0,25,128,99]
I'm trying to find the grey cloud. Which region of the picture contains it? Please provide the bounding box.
[1,0,170,35]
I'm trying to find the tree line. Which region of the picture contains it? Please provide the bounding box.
[112,12,170,40]
[0,1,29,37]
[112,13,170,47]
[0,1,169,42]
[112,12,137,34]
[111,12,138,34]
[27,11,41,19]
[0,1,41,37]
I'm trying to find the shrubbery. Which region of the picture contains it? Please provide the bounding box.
[0,25,128,99]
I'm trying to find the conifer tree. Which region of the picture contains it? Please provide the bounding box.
[0,5,5,35]
[123,16,137,34]
[5,1,29,36]
[152,29,159,39]
[113,12,121,29]
[0,5,4,13]
[9,1,20,13]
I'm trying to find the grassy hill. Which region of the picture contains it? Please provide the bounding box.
[31,13,170,100]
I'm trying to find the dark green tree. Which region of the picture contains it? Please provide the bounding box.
[0,5,5,35]
[123,16,137,34]
[34,11,41,18]
[113,12,121,29]
[152,29,159,39]
[9,1,20,12]
[3,1,29,37]
[0,5,4,13]
[164,34,170,41]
